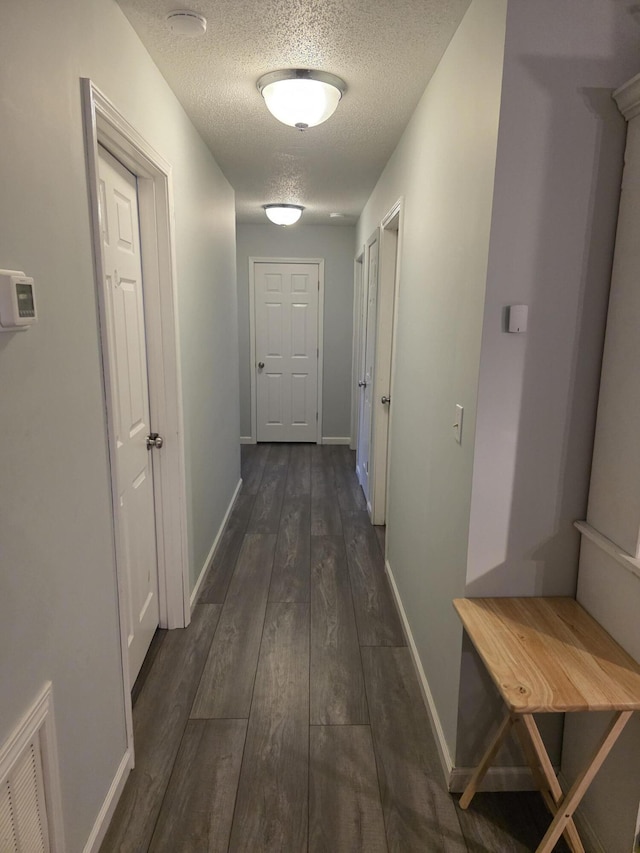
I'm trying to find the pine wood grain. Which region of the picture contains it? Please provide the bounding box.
[148,719,247,853]
[310,536,368,724]
[453,597,640,712]
[362,646,467,853]
[309,725,387,852]
[228,603,309,853]
[100,604,221,853]
[342,511,405,647]
[269,496,311,603]
[191,534,276,718]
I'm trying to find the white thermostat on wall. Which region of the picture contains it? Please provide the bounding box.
[0,269,37,331]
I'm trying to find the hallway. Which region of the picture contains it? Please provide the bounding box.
[101,443,566,852]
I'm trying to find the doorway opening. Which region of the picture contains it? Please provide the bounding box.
[82,79,190,766]
[353,199,403,525]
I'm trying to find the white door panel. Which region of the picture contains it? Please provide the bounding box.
[255,262,319,442]
[357,232,379,502]
[99,145,159,688]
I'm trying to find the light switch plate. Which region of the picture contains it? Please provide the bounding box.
[454,404,463,444]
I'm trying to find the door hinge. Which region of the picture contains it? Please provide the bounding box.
[316,411,318,421]
[317,347,319,358]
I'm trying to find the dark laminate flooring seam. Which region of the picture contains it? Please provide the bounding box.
[100,604,222,852]
[103,444,565,853]
[191,534,277,719]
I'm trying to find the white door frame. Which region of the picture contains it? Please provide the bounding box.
[82,79,191,761]
[248,257,325,444]
[369,198,403,525]
[350,251,364,450]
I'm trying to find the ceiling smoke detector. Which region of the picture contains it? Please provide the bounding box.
[166,10,207,37]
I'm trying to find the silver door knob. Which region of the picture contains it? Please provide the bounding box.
[146,433,164,449]
[258,361,265,369]
[358,380,367,387]
[381,396,391,405]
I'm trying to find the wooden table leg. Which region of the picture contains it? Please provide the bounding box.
[514,715,584,853]
[535,711,632,853]
[459,714,513,809]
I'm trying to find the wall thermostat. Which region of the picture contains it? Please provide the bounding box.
[0,269,37,331]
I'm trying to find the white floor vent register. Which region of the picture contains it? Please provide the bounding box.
[0,684,65,853]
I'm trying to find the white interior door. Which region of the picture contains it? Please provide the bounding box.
[255,262,319,442]
[98,145,159,688]
[356,231,379,502]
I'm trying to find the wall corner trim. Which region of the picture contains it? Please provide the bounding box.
[190,478,243,610]
[82,749,132,853]
[575,521,640,582]
[385,559,454,781]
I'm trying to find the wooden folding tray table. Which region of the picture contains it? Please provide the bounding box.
[453,597,640,853]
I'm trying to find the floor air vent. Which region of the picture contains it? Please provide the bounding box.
[0,684,64,853]
[0,737,49,852]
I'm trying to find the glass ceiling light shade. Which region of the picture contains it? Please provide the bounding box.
[257,70,346,130]
[263,204,304,226]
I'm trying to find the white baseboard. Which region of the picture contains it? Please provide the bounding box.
[449,765,535,793]
[385,559,453,782]
[385,558,539,795]
[190,478,243,611]
[83,749,132,853]
[557,772,607,853]
[321,436,351,445]
[240,436,254,445]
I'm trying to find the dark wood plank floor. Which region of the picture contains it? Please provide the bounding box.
[101,443,569,853]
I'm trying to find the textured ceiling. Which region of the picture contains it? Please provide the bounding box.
[117,0,470,225]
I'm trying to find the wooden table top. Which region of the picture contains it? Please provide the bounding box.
[453,597,640,713]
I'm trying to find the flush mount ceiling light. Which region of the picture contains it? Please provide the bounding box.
[263,204,304,226]
[257,70,346,130]
[166,10,207,36]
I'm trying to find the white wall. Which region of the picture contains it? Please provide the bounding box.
[563,73,640,852]
[0,0,239,849]
[356,0,508,758]
[461,0,640,773]
[236,223,355,441]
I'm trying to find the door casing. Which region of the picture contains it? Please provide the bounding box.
[371,199,403,525]
[248,257,325,444]
[350,251,364,450]
[353,199,403,526]
[82,79,190,770]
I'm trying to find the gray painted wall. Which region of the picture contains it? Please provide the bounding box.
[461,0,640,772]
[356,0,508,760]
[0,0,238,849]
[236,223,355,440]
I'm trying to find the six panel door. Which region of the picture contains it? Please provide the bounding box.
[98,146,160,687]
[255,262,319,442]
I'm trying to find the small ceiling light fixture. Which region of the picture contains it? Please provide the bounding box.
[166,10,207,36]
[257,69,346,130]
[263,204,304,226]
